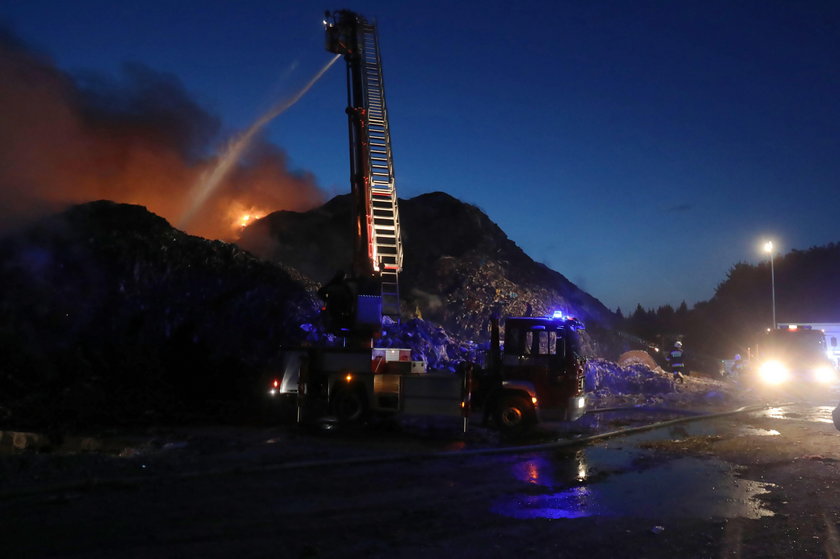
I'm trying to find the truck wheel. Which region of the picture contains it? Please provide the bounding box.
[332,386,366,423]
[494,395,534,436]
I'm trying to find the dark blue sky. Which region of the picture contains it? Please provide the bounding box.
[3,0,839,313]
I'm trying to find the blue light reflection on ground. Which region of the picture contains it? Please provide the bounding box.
[494,446,775,521]
[502,486,600,519]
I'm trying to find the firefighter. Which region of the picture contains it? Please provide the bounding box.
[666,341,686,383]
[731,354,745,377]
[318,271,356,333]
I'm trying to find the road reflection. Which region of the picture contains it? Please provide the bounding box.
[494,428,776,521]
[760,404,835,424]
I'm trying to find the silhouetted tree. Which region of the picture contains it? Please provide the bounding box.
[618,243,840,368]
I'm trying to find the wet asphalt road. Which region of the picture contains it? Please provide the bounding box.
[3,396,840,558]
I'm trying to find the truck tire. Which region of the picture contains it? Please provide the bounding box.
[332,385,367,423]
[494,395,535,436]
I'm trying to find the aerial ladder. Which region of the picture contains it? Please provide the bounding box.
[324,10,402,326]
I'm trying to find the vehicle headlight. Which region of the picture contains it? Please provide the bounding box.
[814,365,837,384]
[759,360,790,384]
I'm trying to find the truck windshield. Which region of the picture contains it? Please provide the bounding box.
[505,325,578,357]
[762,330,826,360]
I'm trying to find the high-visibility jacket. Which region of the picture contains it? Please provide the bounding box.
[667,349,685,369]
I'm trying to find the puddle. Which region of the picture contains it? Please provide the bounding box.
[813,406,836,424]
[738,427,781,437]
[491,451,773,519]
[493,419,776,521]
[759,405,835,424]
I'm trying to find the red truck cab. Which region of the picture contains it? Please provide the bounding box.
[475,313,588,434]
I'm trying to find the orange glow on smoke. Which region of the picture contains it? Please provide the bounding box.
[0,35,325,240]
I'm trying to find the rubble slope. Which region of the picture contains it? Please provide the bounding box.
[238,192,617,340]
[0,201,317,428]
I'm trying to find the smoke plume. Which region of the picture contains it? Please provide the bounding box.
[0,28,325,240]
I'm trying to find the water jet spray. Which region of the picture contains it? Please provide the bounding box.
[178,53,341,231]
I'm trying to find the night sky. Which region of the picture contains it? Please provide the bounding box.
[2,0,839,313]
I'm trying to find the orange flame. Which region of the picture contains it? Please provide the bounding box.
[238,212,265,229]
[227,201,268,233]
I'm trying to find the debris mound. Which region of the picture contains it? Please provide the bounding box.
[377,318,481,372]
[0,201,317,429]
[239,192,618,341]
[617,350,660,370]
[586,358,676,396]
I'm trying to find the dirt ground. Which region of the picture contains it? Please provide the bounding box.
[2,374,840,558]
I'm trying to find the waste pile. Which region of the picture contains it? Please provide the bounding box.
[586,358,675,396]
[585,358,736,410]
[238,192,618,342]
[0,201,317,429]
[298,317,480,373]
[377,318,482,372]
[0,195,680,432]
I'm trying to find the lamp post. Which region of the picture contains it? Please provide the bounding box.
[764,241,776,329]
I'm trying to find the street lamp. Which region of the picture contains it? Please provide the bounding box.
[764,240,776,329]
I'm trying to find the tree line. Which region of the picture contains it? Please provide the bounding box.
[619,242,840,368]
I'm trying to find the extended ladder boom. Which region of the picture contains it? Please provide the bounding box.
[325,10,402,321]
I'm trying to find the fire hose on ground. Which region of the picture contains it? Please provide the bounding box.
[0,402,796,500]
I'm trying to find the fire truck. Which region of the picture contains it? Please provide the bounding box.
[778,322,840,368]
[267,11,587,435]
[271,310,588,434]
[745,325,838,391]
